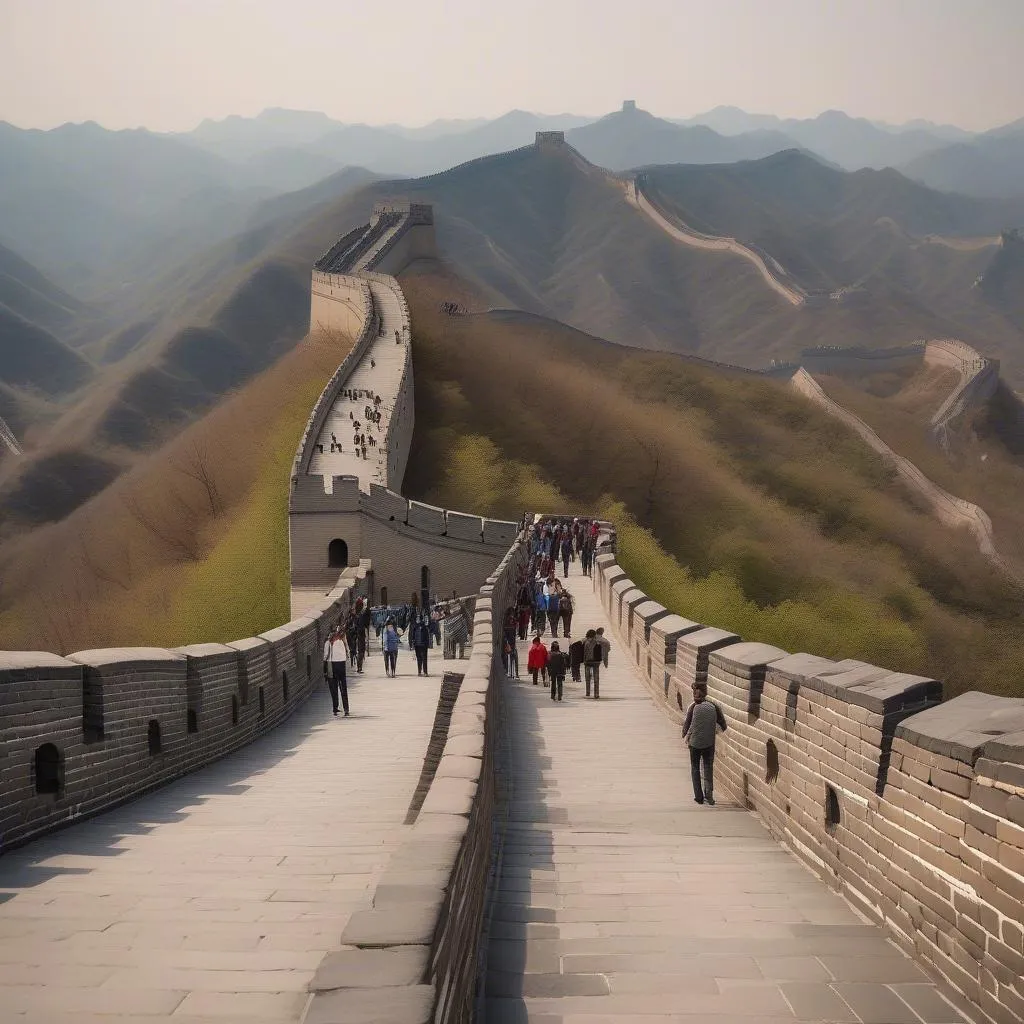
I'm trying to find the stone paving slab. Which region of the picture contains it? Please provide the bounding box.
[486,562,973,1022]
[0,653,445,1022]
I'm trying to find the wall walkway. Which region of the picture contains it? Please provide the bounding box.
[591,532,1024,1024]
[0,653,441,1021]
[483,560,970,1023]
[0,415,21,456]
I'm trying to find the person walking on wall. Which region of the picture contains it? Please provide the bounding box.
[546,587,561,638]
[559,589,574,638]
[595,627,611,675]
[527,635,548,686]
[411,615,431,676]
[682,682,727,805]
[568,637,585,683]
[583,629,601,698]
[382,618,402,677]
[323,625,350,717]
[548,641,568,702]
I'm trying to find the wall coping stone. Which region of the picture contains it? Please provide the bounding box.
[225,636,271,653]
[810,663,941,715]
[69,647,186,667]
[766,652,840,686]
[679,626,741,652]
[0,651,77,671]
[709,641,788,671]
[650,614,700,640]
[895,692,1024,764]
[174,642,238,658]
[340,900,444,948]
[310,946,430,992]
[305,983,434,1024]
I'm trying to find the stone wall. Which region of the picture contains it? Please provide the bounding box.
[289,477,517,601]
[925,339,1001,448]
[591,536,1024,1024]
[0,569,370,852]
[305,532,529,1024]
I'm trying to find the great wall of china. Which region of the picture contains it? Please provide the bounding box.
[1,132,1023,1024]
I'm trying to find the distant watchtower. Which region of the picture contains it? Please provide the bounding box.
[623,100,637,112]
[535,131,565,146]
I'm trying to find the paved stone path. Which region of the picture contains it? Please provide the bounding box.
[0,648,444,1023]
[485,562,970,1023]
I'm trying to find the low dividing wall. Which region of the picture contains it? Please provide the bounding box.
[0,568,370,852]
[591,538,1024,1024]
[304,532,529,1024]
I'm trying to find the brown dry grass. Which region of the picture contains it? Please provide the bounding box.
[0,329,350,653]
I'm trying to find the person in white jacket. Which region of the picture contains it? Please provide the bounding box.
[323,626,350,717]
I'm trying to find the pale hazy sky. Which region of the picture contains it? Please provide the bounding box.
[2,0,1022,133]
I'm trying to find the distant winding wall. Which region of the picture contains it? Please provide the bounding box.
[925,339,1000,450]
[627,176,810,306]
[789,368,1018,580]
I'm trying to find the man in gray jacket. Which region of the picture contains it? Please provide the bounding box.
[682,683,727,805]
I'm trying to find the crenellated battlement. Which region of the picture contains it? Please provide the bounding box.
[590,529,1024,1020]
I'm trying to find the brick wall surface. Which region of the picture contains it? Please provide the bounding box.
[0,579,360,852]
[590,536,1024,1024]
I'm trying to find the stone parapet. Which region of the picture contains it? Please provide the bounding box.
[0,583,358,851]
[588,544,1023,1023]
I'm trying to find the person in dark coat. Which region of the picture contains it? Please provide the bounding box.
[682,683,728,805]
[410,615,431,676]
[547,641,568,702]
[568,638,585,682]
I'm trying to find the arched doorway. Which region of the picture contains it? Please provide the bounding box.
[328,539,349,568]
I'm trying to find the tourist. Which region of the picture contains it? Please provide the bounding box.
[682,683,728,805]
[595,627,610,661]
[548,641,568,702]
[583,629,602,698]
[411,614,431,676]
[527,635,548,686]
[559,589,574,638]
[503,636,519,678]
[323,624,350,717]
[568,637,584,682]
[560,533,573,576]
[546,587,561,638]
[382,618,402,677]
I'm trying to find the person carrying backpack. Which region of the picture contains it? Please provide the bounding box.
[682,682,728,805]
[559,590,574,638]
[323,624,350,717]
[546,588,561,638]
[547,641,568,702]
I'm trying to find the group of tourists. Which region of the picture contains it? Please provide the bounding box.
[322,595,473,714]
[497,517,612,703]
[522,628,610,701]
